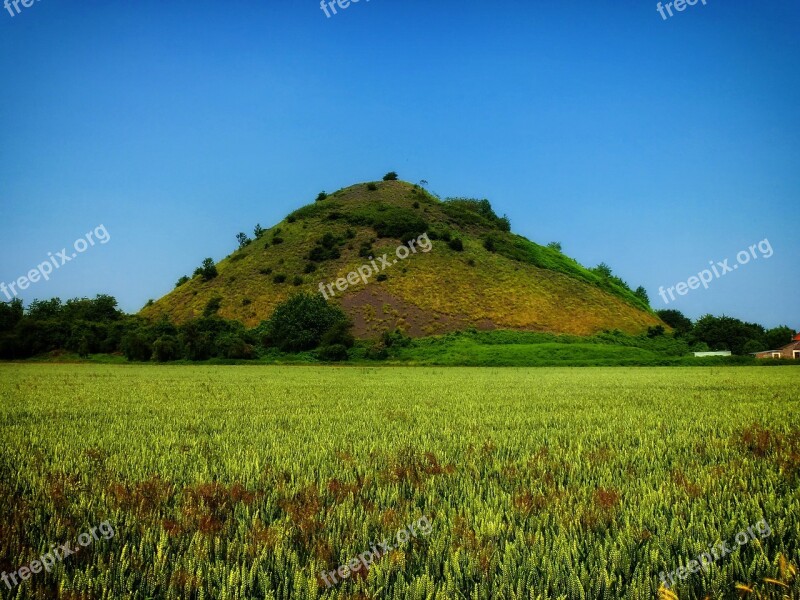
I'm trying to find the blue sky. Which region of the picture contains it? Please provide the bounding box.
[1,0,798,329]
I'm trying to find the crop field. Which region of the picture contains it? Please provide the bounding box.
[0,365,798,600]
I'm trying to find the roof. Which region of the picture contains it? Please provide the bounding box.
[794,332,800,342]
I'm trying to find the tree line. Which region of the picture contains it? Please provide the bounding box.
[0,296,794,362]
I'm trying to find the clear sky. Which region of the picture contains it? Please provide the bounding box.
[1,0,798,329]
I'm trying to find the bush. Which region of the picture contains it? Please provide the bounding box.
[175,276,189,288]
[259,292,348,352]
[236,232,251,249]
[448,238,464,252]
[272,236,284,245]
[365,343,389,360]
[308,233,342,262]
[260,267,273,275]
[373,213,428,241]
[316,191,328,202]
[293,276,303,286]
[194,258,218,282]
[320,321,355,348]
[287,214,297,223]
[359,242,373,258]
[377,273,388,282]
[317,344,349,362]
[367,183,378,191]
[382,328,412,348]
[483,237,496,252]
[383,171,398,181]
[121,330,152,362]
[413,201,420,208]
[216,333,254,359]
[303,263,317,274]
[203,297,222,317]
[152,335,181,362]
[242,298,252,306]
[273,274,287,284]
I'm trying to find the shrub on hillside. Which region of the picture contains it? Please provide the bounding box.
[203,297,222,317]
[383,171,398,181]
[175,276,189,288]
[194,258,218,282]
[367,183,378,191]
[308,233,343,262]
[448,238,464,251]
[273,274,287,284]
[316,191,328,202]
[236,233,251,249]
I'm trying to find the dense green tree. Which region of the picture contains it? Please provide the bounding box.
[121,329,153,362]
[194,258,218,282]
[634,286,650,305]
[259,292,348,352]
[0,299,23,332]
[656,309,693,337]
[236,232,251,249]
[689,315,766,355]
[382,171,399,181]
[152,335,181,362]
[593,263,612,278]
[764,326,795,350]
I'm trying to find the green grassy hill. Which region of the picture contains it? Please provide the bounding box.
[141,180,664,337]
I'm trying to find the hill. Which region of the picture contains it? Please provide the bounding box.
[141,180,664,337]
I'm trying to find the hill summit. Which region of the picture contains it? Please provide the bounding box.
[141,180,662,337]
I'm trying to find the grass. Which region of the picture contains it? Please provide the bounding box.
[1,364,798,599]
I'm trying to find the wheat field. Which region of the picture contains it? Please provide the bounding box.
[0,365,798,599]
